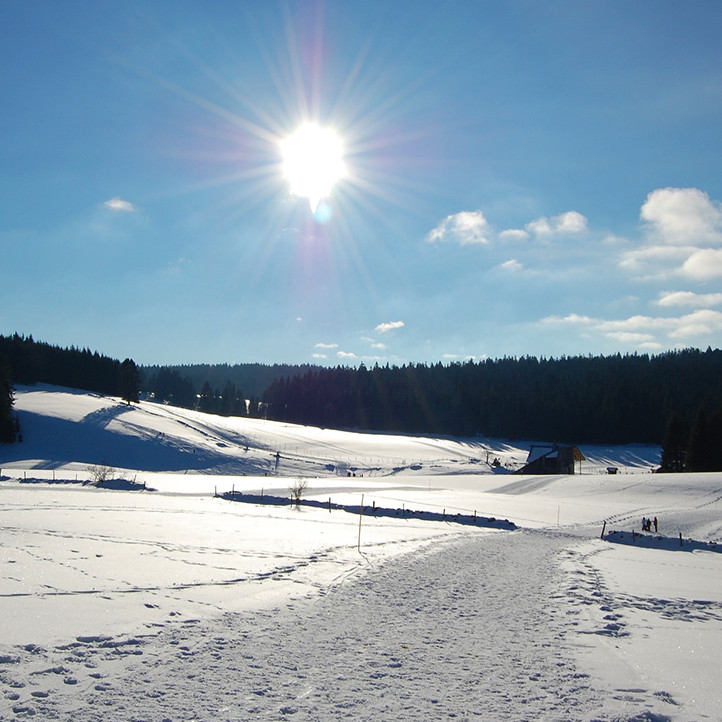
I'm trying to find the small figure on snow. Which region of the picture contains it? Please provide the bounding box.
[653,516,658,533]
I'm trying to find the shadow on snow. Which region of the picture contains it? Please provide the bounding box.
[218,491,517,530]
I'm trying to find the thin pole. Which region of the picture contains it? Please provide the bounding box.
[358,494,364,552]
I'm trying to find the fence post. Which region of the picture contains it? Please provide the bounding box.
[600,521,606,539]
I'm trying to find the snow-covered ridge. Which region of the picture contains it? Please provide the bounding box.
[3,384,660,476]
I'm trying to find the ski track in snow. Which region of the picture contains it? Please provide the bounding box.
[0,530,678,722]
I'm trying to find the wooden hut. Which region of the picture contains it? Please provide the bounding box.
[515,444,585,474]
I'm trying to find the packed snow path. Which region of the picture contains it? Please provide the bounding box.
[1,529,658,722]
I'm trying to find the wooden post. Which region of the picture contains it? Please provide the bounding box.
[600,520,606,539]
[358,494,364,552]
[328,497,331,513]
[679,532,683,547]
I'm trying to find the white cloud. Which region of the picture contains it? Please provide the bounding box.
[603,331,656,343]
[556,211,588,233]
[499,229,529,242]
[103,197,136,213]
[371,342,386,349]
[640,187,722,245]
[656,290,722,308]
[425,211,491,245]
[666,309,722,338]
[618,189,722,280]
[498,259,524,272]
[619,244,693,274]
[376,321,405,333]
[526,211,588,237]
[312,353,327,359]
[542,309,722,343]
[337,351,357,359]
[315,342,338,349]
[541,313,594,325]
[681,248,722,280]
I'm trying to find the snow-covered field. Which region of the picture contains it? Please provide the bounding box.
[0,385,720,721]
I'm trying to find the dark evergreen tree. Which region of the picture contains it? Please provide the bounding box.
[660,415,689,472]
[0,357,20,443]
[198,382,217,413]
[119,358,140,405]
[707,407,722,471]
[687,408,711,471]
[148,367,196,409]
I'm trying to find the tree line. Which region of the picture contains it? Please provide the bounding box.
[140,363,320,418]
[0,333,140,415]
[140,362,319,401]
[262,349,722,451]
[4,332,722,470]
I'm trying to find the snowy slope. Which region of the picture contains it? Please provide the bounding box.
[3,384,660,476]
[0,386,720,721]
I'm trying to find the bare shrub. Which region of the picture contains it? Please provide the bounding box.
[289,478,308,508]
[87,463,115,485]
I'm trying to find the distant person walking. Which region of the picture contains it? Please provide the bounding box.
[653,516,658,532]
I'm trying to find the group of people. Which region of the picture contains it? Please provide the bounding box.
[642,516,658,532]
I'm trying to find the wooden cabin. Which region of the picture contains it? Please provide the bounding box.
[515,444,585,474]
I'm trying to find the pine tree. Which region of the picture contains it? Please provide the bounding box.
[119,358,140,405]
[687,408,710,471]
[660,415,689,472]
[0,357,19,443]
[198,381,215,413]
[708,407,722,471]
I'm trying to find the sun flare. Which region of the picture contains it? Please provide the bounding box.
[280,123,346,212]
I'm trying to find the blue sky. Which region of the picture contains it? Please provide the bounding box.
[2,1,722,366]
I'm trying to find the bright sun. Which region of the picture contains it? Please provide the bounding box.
[281,123,346,212]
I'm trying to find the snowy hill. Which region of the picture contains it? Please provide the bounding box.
[0,385,720,721]
[4,384,660,476]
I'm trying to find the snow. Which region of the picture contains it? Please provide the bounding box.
[0,385,720,721]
